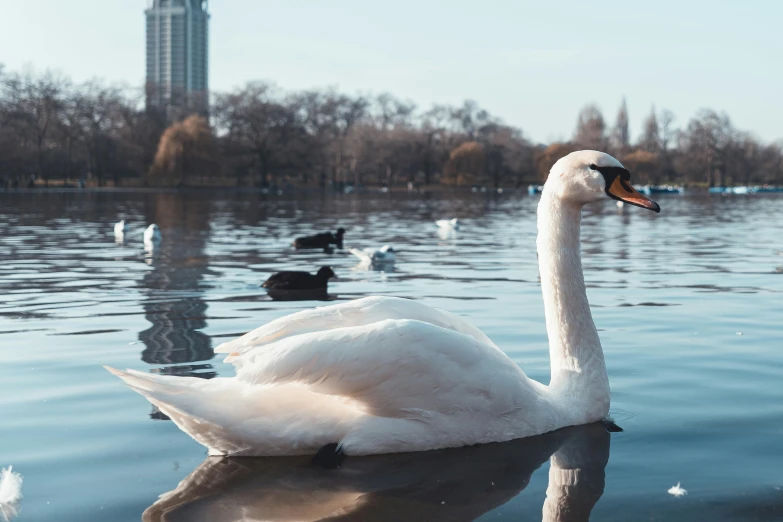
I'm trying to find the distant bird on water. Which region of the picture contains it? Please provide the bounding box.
[293,228,345,250]
[114,220,127,244]
[435,218,460,231]
[114,220,128,237]
[262,266,338,291]
[350,245,397,265]
[143,224,162,245]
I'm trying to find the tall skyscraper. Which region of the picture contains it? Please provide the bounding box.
[145,0,209,116]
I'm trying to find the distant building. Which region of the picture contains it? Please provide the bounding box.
[145,0,209,117]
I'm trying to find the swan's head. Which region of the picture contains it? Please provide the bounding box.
[546,150,660,212]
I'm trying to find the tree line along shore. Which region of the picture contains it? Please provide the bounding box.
[1,66,781,190]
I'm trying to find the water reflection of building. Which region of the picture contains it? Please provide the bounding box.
[138,193,216,419]
[139,295,213,365]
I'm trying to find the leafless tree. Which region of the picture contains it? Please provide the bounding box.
[677,110,734,187]
[610,98,630,154]
[1,66,781,190]
[639,106,660,154]
[574,104,606,150]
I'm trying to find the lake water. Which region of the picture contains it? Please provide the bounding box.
[0,189,781,521]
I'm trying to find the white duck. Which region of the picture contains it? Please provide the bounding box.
[114,220,128,238]
[349,245,397,266]
[106,151,660,458]
[143,224,162,245]
[435,218,460,231]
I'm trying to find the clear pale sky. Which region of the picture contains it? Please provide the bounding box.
[1,0,780,144]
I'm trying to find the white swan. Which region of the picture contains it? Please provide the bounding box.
[106,150,659,457]
[435,218,460,231]
[349,245,396,266]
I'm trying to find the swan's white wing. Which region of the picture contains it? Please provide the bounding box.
[233,319,534,419]
[216,296,496,362]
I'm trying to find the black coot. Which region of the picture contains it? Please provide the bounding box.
[293,228,345,250]
[262,266,337,291]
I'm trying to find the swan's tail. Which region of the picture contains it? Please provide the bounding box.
[104,366,363,456]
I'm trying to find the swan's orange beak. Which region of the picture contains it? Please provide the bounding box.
[607,178,660,213]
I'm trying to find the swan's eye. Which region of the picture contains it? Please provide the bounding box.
[589,164,598,171]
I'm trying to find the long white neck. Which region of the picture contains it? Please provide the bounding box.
[536,191,609,416]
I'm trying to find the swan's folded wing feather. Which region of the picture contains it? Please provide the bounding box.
[234,319,533,418]
[216,296,496,363]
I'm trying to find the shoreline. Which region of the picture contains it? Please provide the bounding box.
[1,184,780,196]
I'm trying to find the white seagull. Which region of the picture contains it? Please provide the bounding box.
[350,245,397,266]
[143,224,162,245]
[114,220,128,238]
[106,150,660,458]
[435,218,460,231]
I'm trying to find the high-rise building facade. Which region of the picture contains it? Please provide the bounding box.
[145,0,209,116]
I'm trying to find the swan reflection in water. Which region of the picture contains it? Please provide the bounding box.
[143,422,610,522]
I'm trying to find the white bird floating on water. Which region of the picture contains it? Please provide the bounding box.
[0,466,23,522]
[106,150,661,458]
[143,224,162,245]
[668,482,687,497]
[114,220,128,237]
[350,245,397,266]
[435,218,460,231]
